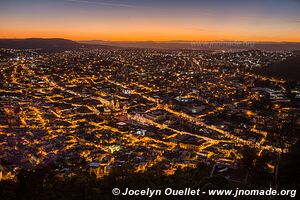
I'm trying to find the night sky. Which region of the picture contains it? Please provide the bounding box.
[0,0,299,41]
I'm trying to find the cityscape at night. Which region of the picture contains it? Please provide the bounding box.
[0,0,300,199]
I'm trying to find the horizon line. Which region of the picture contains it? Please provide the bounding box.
[1,37,300,43]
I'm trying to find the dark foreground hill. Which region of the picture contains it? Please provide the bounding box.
[257,53,300,81]
[0,38,113,52]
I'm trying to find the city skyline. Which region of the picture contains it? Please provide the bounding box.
[1,0,300,42]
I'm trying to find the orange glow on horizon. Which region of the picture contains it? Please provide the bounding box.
[1,1,300,42]
[1,29,300,42]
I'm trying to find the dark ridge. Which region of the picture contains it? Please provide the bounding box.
[0,38,114,52]
[256,54,300,81]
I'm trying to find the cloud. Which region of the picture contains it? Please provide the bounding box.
[65,0,137,8]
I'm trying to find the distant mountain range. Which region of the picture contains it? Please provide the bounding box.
[79,40,300,51]
[1,38,300,51]
[0,38,113,51]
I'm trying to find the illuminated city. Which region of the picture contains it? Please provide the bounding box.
[1,0,300,199]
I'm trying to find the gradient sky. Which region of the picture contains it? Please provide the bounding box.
[0,0,300,41]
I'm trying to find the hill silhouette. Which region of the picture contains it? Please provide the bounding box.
[0,38,113,52]
[257,53,300,81]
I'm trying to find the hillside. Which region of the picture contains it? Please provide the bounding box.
[0,38,113,52]
[257,54,300,81]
